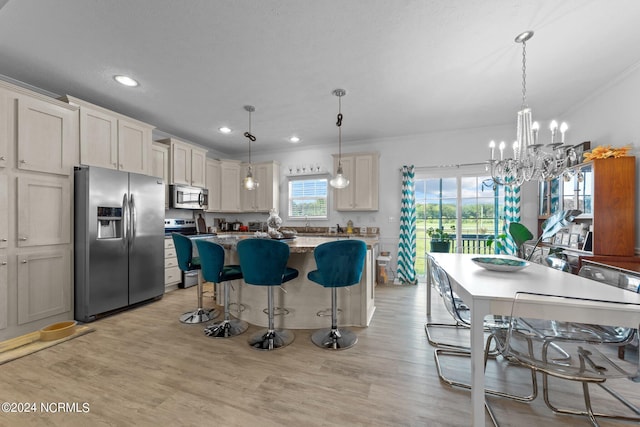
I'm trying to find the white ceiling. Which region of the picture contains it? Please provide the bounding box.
[1,0,639,156]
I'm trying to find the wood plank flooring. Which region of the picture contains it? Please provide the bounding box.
[0,282,637,426]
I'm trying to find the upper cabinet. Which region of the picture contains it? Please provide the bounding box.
[17,96,77,176]
[157,138,207,188]
[205,159,222,212]
[240,161,280,212]
[219,160,242,212]
[61,95,154,175]
[0,89,6,169]
[150,142,170,209]
[332,152,379,211]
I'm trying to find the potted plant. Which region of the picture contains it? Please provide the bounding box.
[427,226,455,253]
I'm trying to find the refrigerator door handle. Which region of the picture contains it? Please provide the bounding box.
[129,193,136,249]
[122,192,129,248]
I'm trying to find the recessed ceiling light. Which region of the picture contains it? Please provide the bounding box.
[289,136,301,143]
[219,126,232,134]
[114,75,139,87]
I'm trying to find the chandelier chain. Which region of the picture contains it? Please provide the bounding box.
[521,40,527,109]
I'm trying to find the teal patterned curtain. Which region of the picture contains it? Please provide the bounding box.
[501,182,521,255]
[397,165,417,284]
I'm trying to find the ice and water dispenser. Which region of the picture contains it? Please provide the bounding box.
[97,206,123,239]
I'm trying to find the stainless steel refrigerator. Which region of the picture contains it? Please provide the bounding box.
[74,166,165,322]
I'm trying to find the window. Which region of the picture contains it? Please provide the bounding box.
[288,178,328,219]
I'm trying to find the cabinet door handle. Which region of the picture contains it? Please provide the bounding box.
[119,163,124,168]
[1,238,7,242]
[18,237,27,241]
[19,159,26,164]
[22,260,27,264]
[0,156,5,161]
[1,261,6,266]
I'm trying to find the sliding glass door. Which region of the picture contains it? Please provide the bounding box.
[415,168,504,278]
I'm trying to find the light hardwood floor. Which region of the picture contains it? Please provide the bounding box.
[0,282,637,427]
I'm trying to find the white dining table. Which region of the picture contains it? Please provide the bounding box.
[427,253,640,427]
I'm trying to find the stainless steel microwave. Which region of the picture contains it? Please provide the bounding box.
[169,185,208,210]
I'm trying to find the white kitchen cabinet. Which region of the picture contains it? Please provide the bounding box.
[17,176,71,247]
[62,95,154,175]
[0,81,76,342]
[240,161,280,212]
[164,238,181,291]
[219,160,242,212]
[17,95,77,176]
[332,152,379,211]
[17,249,71,324]
[0,174,7,249]
[0,88,7,169]
[150,142,170,209]
[0,255,7,330]
[205,158,222,212]
[157,138,207,188]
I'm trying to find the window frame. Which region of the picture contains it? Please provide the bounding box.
[286,175,329,220]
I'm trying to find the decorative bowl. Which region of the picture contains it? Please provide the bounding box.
[471,257,529,272]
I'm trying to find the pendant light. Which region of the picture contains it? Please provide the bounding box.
[243,105,258,191]
[330,89,349,189]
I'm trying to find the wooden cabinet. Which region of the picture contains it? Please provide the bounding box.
[17,176,71,247]
[219,160,242,212]
[0,80,76,341]
[62,95,154,175]
[537,157,635,257]
[240,161,280,212]
[332,152,379,211]
[17,96,76,176]
[157,138,207,188]
[164,238,181,291]
[150,142,169,209]
[0,174,6,249]
[0,254,6,330]
[205,159,222,212]
[17,249,71,324]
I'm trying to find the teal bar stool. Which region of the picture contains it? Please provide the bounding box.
[237,238,299,350]
[308,239,367,350]
[195,239,248,338]
[172,233,219,324]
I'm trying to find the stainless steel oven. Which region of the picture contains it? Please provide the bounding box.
[169,185,208,210]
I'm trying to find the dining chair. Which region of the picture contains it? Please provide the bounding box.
[426,256,537,405]
[494,292,640,426]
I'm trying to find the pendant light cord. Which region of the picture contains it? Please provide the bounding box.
[244,108,256,163]
[336,94,343,163]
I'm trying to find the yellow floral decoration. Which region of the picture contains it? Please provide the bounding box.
[583,144,632,161]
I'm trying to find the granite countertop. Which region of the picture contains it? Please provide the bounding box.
[204,234,379,253]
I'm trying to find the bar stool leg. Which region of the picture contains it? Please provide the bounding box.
[311,288,358,350]
[180,271,219,324]
[248,286,294,350]
[204,281,248,337]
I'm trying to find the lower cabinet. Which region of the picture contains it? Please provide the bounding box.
[17,249,71,324]
[164,238,181,291]
[0,255,7,330]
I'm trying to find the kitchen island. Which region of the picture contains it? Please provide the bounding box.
[195,235,378,329]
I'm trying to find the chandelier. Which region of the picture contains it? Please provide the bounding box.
[488,31,576,187]
[329,88,350,189]
[243,105,258,191]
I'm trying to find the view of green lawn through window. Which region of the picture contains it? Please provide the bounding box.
[414,175,504,276]
[288,178,328,219]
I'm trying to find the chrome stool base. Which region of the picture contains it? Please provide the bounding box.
[204,318,249,338]
[311,328,357,350]
[180,308,219,324]
[249,329,294,351]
